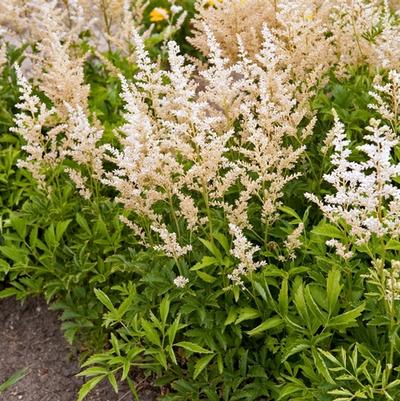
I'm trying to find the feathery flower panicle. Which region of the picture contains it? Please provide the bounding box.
[64,168,92,200]
[228,224,266,286]
[369,70,400,128]
[307,94,400,245]
[189,0,400,87]
[326,239,353,261]
[284,222,304,260]
[5,2,97,197]
[385,260,400,303]
[331,0,400,74]
[11,65,61,190]
[12,59,102,198]
[62,105,105,180]
[321,111,345,154]
[0,0,150,54]
[189,0,336,102]
[188,0,277,63]
[32,32,89,118]
[274,1,335,100]
[103,28,308,260]
[0,0,80,47]
[152,224,192,258]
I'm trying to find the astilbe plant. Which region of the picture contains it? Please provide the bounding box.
[101,27,311,284]
[9,3,400,400]
[4,22,316,400]
[11,37,102,197]
[11,22,310,284]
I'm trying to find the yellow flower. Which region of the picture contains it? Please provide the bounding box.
[150,7,169,22]
[205,0,222,6]
[304,9,314,21]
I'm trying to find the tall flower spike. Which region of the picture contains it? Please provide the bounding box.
[228,224,266,285]
[101,29,309,275]
[368,70,400,128]
[306,109,400,245]
[11,65,60,190]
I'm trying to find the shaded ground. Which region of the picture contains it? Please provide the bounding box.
[0,297,158,401]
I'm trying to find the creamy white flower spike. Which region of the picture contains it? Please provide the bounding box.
[307,75,400,247]
[102,28,308,263]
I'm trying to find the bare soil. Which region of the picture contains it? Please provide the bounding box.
[0,297,158,401]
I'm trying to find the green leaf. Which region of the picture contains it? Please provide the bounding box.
[116,291,134,319]
[107,372,118,393]
[78,367,109,377]
[279,278,289,315]
[76,213,91,235]
[167,314,181,346]
[304,286,326,324]
[312,223,344,239]
[277,384,304,400]
[213,232,230,252]
[122,360,131,381]
[160,296,170,326]
[10,215,27,239]
[193,354,215,379]
[196,271,217,283]
[0,245,29,263]
[55,220,72,242]
[190,256,218,271]
[232,285,240,302]
[279,206,302,222]
[110,333,120,356]
[246,316,283,336]
[77,376,105,401]
[224,308,238,326]
[319,349,340,366]
[328,389,353,396]
[217,354,224,374]
[199,238,223,261]
[0,368,28,392]
[154,351,168,369]
[28,224,38,246]
[235,308,261,324]
[166,344,177,365]
[293,282,310,327]
[141,319,161,347]
[281,340,310,362]
[386,239,400,251]
[386,379,400,389]
[94,289,116,312]
[327,303,365,329]
[175,342,213,354]
[327,268,342,315]
[44,224,57,248]
[312,347,335,384]
[253,282,267,302]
